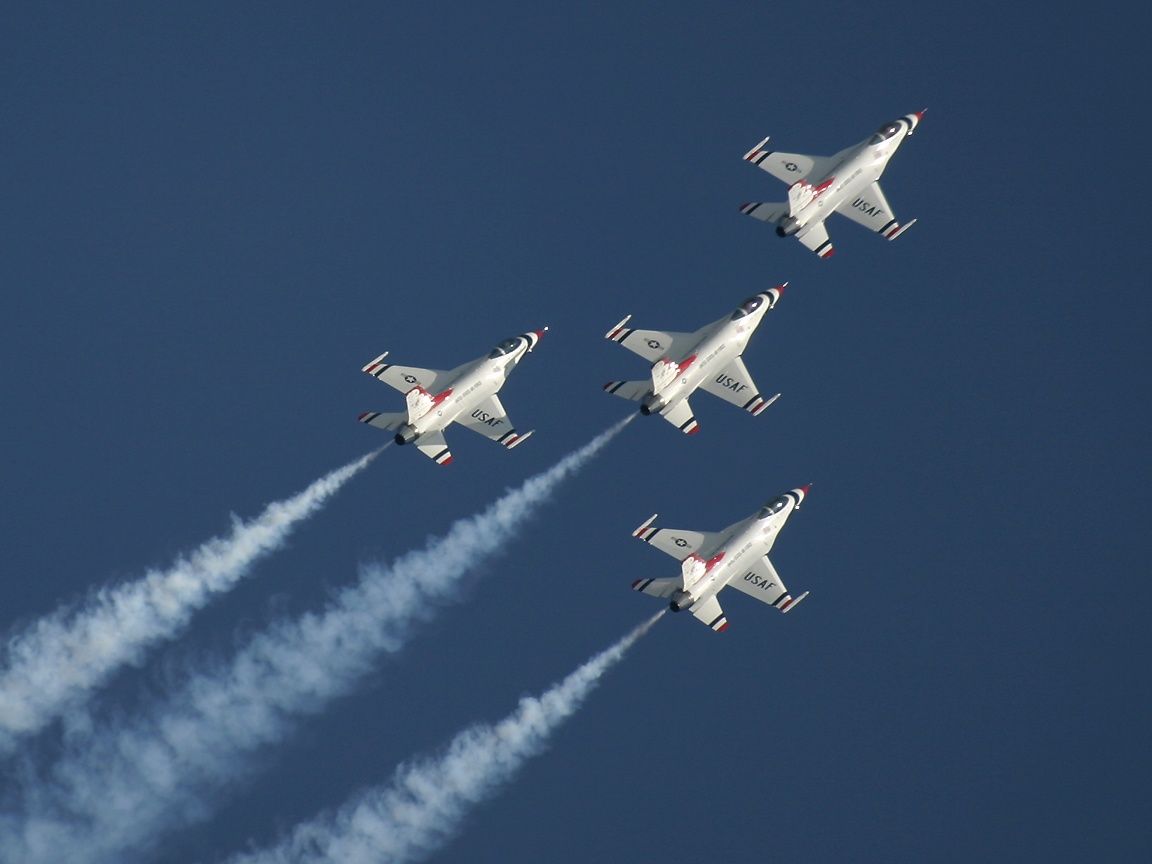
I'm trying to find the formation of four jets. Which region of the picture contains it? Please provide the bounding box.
[357,112,924,630]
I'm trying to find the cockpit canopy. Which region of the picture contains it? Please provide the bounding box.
[730,296,763,320]
[488,336,522,359]
[757,496,791,519]
[868,121,903,146]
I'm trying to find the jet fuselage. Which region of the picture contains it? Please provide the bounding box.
[670,490,801,612]
[396,333,538,444]
[644,293,774,418]
[782,122,912,237]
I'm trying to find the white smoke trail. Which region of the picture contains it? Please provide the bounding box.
[228,610,664,864]
[0,449,380,754]
[0,418,631,864]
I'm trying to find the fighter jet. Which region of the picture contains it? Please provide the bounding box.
[739,110,925,258]
[602,287,785,435]
[630,486,812,632]
[358,329,545,465]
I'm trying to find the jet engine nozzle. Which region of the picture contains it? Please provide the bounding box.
[640,394,665,416]
[393,424,418,446]
[669,590,692,613]
[775,217,800,238]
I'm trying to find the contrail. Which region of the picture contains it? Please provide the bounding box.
[0,448,381,754]
[0,418,631,864]
[227,610,664,864]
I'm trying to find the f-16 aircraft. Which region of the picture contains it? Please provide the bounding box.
[739,110,925,258]
[631,486,811,632]
[358,329,545,465]
[602,287,785,435]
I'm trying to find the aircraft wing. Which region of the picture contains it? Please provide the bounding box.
[362,352,448,394]
[797,221,835,259]
[698,356,779,416]
[725,556,808,613]
[605,315,694,362]
[834,181,917,240]
[457,394,534,450]
[632,514,721,559]
[742,136,833,185]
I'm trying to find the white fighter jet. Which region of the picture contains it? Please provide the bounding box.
[358,329,546,465]
[631,486,812,632]
[739,110,925,258]
[602,287,785,435]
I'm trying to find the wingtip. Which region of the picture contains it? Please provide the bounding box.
[887,218,917,241]
[781,590,809,613]
[605,314,632,340]
[632,513,658,537]
[361,351,389,373]
[742,134,771,161]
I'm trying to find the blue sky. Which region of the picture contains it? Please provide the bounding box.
[1,3,1148,862]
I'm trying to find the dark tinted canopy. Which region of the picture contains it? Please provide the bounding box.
[731,296,763,320]
[758,496,790,519]
[488,336,522,358]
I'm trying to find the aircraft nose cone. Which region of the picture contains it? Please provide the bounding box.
[534,326,549,340]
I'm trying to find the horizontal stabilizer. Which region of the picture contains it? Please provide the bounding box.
[415,430,453,466]
[603,379,650,402]
[631,577,679,599]
[739,201,788,225]
[690,595,729,632]
[658,398,699,436]
[358,410,406,432]
[797,222,835,259]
